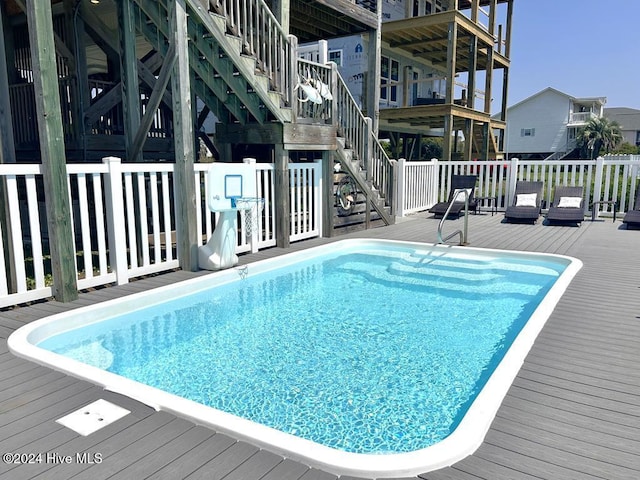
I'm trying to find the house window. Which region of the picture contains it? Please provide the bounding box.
[381,56,399,104]
[413,0,433,16]
[381,57,388,101]
[636,131,640,146]
[328,49,342,66]
[390,59,399,103]
[521,128,536,137]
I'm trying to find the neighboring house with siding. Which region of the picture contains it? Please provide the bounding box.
[604,107,640,147]
[503,87,606,160]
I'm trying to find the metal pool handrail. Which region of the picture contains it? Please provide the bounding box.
[437,189,470,245]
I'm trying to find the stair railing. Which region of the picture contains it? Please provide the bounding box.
[204,0,293,106]
[543,139,578,161]
[333,64,395,214]
[294,58,333,123]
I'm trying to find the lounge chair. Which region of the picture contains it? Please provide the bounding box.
[546,186,585,225]
[504,181,543,224]
[622,187,640,229]
[429,175,477,218]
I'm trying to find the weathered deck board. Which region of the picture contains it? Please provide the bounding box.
[1,212,639,480]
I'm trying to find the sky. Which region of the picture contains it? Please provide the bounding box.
[507,0,640,109]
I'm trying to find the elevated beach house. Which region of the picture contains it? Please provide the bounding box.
[1,0,513,303]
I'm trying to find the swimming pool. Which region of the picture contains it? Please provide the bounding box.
[8,239,582,477]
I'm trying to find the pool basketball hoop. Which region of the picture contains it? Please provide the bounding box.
[232,197,265,237]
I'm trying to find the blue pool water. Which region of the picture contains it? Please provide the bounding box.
[38,245,565,455]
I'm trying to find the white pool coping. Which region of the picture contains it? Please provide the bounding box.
[8,239,582,478]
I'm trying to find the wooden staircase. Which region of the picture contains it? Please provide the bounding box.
[133,0,394,226]
[332,70,394,225]
[334,137,393,226]
[133,0,292,124]
[472,122,500,159]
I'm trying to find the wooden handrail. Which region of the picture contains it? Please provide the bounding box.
[334,66,394,210]
[203,0,293,106]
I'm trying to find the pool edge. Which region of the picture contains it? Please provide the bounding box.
[7,238,583,478]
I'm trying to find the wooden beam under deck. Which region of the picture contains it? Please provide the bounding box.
[380,103,504,127]
[382,11,509,72]
[289,0,377,44]
[216,123,337,151]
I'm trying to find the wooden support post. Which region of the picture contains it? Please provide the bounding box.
[171,0,198,271]
[274,144,290,248]
[467,35,477,109]
[321,151,335,238]
[63,0,84,153]
[366,0,382,133]
[271,0,289,34]
[484,48,494,114]
[445,21,457,104]
[443,20,457,161]
[501,67,509,122]
[505,0,514,58]
[471,0,479,23]
[402,66,411,107]
[0,2,17,291]
[26,0,77,302]
[464,119,474,161]
[118,0,142,162]
[489,0,498,37]
[443,114,454,161]
[481,122,490,161]
[0,3,16,164]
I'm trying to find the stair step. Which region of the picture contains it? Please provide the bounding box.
[268,91,283,106]
[237,55,258,75]
[209,12,227,31]
[224,34,243,54]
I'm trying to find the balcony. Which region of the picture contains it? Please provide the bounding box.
[381,11,509,74]
[568,111,598,126]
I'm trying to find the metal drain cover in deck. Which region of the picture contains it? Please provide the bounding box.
[56,399,130,436]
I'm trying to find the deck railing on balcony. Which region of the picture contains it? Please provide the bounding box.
[568,111,598,124]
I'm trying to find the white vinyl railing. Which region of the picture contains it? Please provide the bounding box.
[0,158,321,308]
[395,155,640,217]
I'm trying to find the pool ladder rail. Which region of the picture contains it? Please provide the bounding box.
[436,189,470,246]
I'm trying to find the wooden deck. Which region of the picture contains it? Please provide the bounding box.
[1,212,639,480]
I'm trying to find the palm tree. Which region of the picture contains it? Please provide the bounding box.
[576,117,623,159]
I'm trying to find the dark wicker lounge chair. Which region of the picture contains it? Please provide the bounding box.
[622,187,640,229]
[546,186,585,225]
[429,175,477,218]
[504,181,543,224]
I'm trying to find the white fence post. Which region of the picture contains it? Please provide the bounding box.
[592,156,604,219]
[317,39,328,64]
[243,157,259,253]
[507,157,519,206]
[395,158,406,217]
[103,157,129,285]
[314,158,323,236]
